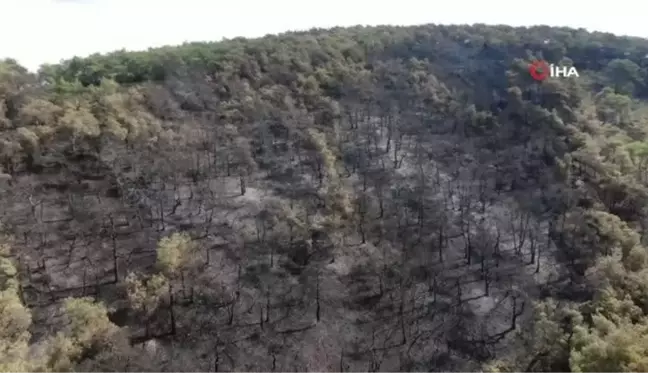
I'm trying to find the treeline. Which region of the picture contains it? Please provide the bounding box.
[1,23,648,371]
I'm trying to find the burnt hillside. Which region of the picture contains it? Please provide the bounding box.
[2,24,648,372]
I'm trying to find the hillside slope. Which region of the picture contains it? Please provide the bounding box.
[2,24,648,371]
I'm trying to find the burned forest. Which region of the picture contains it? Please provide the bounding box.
[2,24,648,371]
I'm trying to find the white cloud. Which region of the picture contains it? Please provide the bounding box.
[1,0,647,71]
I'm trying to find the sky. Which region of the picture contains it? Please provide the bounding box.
[1,0,647,71]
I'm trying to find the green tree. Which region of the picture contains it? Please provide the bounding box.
[0,240,32,372]
[570,314,648,372]
[156,232,195,278]
[603,59,643,95]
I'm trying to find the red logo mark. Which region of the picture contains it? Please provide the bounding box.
[529,60,550,81]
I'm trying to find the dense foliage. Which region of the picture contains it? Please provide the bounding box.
[2,23,648,371]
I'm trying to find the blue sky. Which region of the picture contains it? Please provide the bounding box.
[2,0,646,71]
